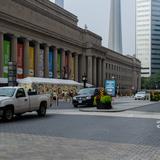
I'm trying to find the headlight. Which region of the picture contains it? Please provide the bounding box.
[73,97,76,100]
[86,96,91,100]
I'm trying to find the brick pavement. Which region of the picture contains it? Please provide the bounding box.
[0,132,160,160]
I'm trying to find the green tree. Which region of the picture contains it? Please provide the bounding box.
[141,72,160,89]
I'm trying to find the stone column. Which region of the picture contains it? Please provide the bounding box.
[68,51,72,80]
[93,56,97,86]
[0,32,3,77]
[11,35,17,64]
[87,56,93,84]
[23,39,29,77]
[54,47,57,78]
[34,41,40,77]
[102,59,106,86]
[98,58,102,87]
[61,49,65,79]
[44,44,49,78]
[79,54,86,81]
[74,54,78,81]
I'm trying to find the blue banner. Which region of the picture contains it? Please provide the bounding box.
[49,51,53,78]
[105,80,116,97]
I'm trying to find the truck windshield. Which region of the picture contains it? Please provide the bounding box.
[0,88,16,97]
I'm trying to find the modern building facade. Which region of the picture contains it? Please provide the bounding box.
[0,0,141,94]
[108,0,122,53]
[136,0,160,77]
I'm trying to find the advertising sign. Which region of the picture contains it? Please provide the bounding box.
[49,51,53,78]
[39,49,44,77]
[17,44,24,78]
[105,80,116,97]
[29,47,34,77]
[3,40,11,78]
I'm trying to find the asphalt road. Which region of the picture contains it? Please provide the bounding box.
[0,107,160,147]
[0,102,160,160]
[132,102,160,112]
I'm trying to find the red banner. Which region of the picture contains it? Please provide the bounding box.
[17,44,24,78]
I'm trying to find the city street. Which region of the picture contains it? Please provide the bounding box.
[0,100,160,160]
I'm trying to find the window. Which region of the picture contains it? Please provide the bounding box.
[16,88,26,98]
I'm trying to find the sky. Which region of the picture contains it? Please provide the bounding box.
[51,0,135,55]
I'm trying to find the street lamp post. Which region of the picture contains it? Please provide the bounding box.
[82,73,87,88]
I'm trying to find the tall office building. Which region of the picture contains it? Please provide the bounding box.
[136,0,160,77]
[108,0,122,53]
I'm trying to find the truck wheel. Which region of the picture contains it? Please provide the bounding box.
[3,108,13,121]
[15,114,22,118]
[37,102,47,117]
[74,104,78,108]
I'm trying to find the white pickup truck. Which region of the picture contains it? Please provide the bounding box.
[0,87,50,121]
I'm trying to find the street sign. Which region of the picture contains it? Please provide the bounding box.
[105,80,116,97]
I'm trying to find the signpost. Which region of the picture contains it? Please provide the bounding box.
[105,80,116,97]
[8,61,17,86]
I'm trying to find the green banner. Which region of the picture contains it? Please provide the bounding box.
[57,50,61,79]
[3,40,11,78]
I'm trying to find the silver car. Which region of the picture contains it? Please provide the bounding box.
[134,91,148,100]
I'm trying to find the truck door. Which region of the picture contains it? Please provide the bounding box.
[14,88,29,113]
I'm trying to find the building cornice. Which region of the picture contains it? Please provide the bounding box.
[12,0,78,25]
[0,11,85,49]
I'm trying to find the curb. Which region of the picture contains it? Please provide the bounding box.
[79,102,159,113]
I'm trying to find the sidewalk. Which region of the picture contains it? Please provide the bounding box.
[79,97,158,112]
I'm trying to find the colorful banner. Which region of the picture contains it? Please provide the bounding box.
[72,56,75,80]
[17,43,24,78]
[49,51,53,78]
[39,49,44,77]
[65,53,69,79]
[29,47,34,77]
[3,40,11,78]
[57,50,61,79]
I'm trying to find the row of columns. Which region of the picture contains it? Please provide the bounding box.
[0,32,106,86]
[86,55,106,87]
[0,33,79,81]
[0,32,3,77]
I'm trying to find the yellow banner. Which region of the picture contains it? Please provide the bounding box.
[29,47,34,76]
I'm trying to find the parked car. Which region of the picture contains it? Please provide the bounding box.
[72,88,99,107]
[0,87,50,121]
[134,91,149,100]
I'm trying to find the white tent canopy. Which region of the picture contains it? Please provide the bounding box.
[18,77,81,86]
[0,78,8,84]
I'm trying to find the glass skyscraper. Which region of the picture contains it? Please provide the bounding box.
[136,0,160,77]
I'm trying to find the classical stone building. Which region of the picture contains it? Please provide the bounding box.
[0,0,141,94]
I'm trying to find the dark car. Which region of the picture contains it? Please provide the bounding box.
[72,88,99,107]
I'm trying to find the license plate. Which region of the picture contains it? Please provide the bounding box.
[78,100,82,103]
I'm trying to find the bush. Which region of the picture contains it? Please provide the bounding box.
[96,95,112,109]
[150,91,160,101]
[100,95,112,104]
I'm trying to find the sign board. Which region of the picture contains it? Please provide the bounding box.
[8,61,17,86]
[105,80,116,97]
